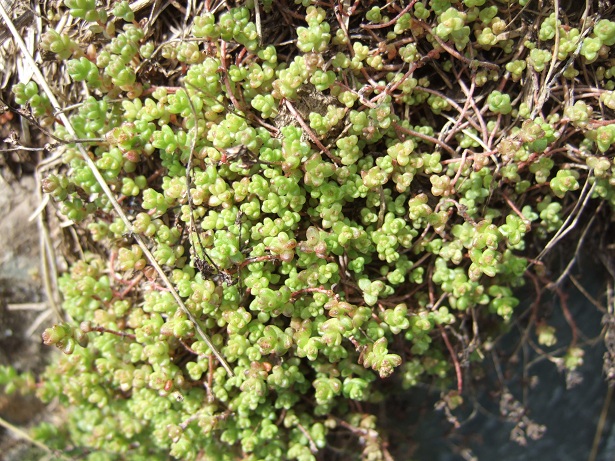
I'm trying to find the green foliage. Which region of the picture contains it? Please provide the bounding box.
[9,1,615,460]
[12,82,52,117]
[63,0,106,22]
[40,29,80,60]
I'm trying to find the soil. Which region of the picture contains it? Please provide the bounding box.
[0,173,57,460]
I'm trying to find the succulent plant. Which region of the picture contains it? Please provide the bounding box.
[3,1,615,459]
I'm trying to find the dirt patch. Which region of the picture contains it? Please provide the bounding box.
[0,173,55,459]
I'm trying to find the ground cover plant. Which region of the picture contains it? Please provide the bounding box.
[1,0,615,459]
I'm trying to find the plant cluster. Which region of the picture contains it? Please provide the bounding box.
[4,0,615,460]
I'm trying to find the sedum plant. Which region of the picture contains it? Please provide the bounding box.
[4,0,615,460]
